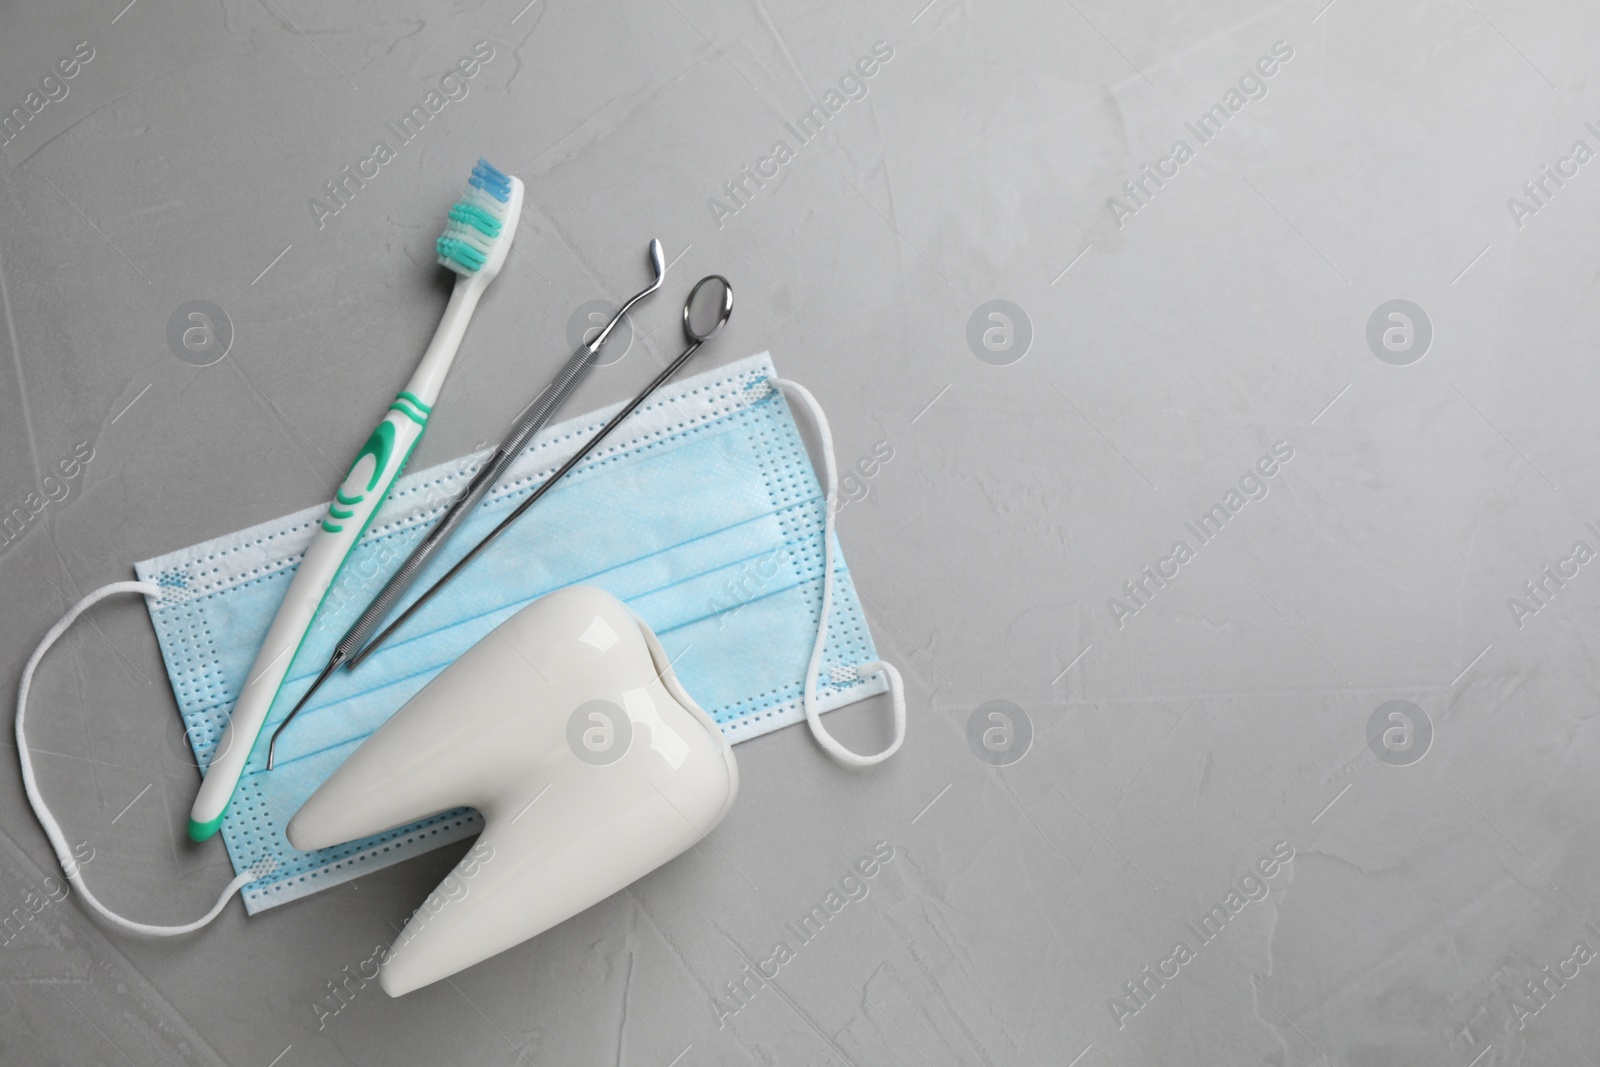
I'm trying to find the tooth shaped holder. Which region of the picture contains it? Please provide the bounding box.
[287,586,739,996]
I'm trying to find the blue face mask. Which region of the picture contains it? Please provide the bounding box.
[27,351,894,921]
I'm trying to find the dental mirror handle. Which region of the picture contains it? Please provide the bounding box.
[349,338,708,669]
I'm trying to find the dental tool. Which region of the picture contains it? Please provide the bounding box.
[345,274,734,672]
[263,241,667,768]
[187,160,524,842]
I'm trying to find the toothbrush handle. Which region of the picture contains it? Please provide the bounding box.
[186,400,430,841]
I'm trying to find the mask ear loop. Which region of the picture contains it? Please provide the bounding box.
[768,377,906,767]
[16,580,273,936]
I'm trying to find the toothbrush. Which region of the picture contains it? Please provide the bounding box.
[187,159,524,842]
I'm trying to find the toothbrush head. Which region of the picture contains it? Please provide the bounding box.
[435,159,524,280]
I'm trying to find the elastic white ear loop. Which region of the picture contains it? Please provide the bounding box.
[16,580,271,936]
[769,377,906,767]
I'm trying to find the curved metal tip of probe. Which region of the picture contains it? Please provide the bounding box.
[589,241,668,353]
[265,717,297,770]
[264,657,341,770]
[647,238,666,289]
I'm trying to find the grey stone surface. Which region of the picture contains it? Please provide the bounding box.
[2,0,1598,1063]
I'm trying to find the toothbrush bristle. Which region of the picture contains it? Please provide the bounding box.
[437,159,515,276]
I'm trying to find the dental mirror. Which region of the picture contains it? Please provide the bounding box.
[683,274,734,347]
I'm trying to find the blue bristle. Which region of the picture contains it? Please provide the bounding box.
[473,158,510,188]
[468,178,510,203]
[469,159,512,203]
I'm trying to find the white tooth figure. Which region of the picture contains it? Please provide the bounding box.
[287,585,740,996]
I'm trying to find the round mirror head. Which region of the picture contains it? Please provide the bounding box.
[683,275,733,342]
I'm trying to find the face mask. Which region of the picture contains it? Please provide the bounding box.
[15,352,904,933]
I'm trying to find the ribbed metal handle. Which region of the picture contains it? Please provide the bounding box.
[330,341,602,664]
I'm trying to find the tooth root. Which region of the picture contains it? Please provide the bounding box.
[288,620,549,850]
[380,750,731,997]
[287,586,739,995]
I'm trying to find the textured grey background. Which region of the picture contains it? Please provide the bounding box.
[2,0,1598,1064]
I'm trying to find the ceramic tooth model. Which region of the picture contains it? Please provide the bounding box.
[288,585,739,996]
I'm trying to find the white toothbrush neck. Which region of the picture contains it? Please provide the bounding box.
[407,272,488,404]
[410,174,521,405]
